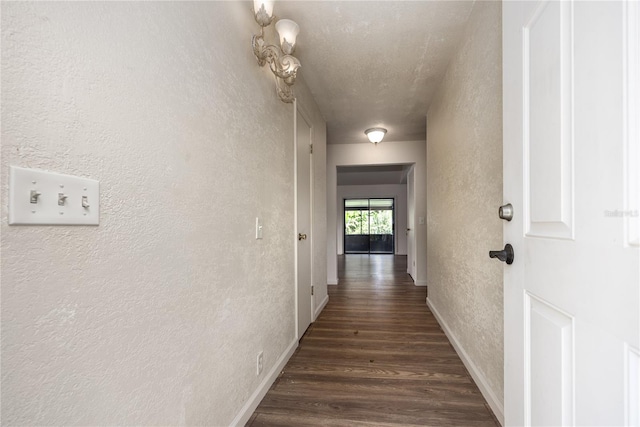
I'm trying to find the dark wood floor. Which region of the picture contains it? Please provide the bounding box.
[247,255,500,426]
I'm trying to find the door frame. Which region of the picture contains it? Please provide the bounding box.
[293,99,314,340]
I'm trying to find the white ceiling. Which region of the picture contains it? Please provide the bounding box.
[275,1,475,145]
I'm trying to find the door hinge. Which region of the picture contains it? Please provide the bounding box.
[311,285,314,295]
[310,144,313,154]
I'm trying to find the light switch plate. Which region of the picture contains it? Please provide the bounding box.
[9,166,100,225]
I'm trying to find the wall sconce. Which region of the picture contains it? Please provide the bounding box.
[252,0,301,103]
[365,128,387,144]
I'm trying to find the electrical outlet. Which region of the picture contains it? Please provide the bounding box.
[256,351,264,376]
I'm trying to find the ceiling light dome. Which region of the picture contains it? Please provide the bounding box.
[365,128,387,144]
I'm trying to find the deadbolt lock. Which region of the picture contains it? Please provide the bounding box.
[499,203,514,221]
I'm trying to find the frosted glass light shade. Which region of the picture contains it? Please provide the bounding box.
[275,19,300,55]
[253,0,274,26]
[254,0,274,17]
[365,128,387,144]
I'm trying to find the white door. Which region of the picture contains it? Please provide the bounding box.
[503,1,639,426]
[295,105,313,340]
[406,166,415,278]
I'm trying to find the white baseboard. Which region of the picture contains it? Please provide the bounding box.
[314,294,329,320]
[328,277,339,285]
[230,338,298,427]
[414,279,427,287]
[426,297,504,426]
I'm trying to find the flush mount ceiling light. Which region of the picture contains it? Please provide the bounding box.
[365,128,387,144]
[252,0,301,103]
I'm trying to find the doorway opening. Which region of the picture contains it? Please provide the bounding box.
[344,198,394,254]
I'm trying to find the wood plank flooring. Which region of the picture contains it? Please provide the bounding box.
[247,255,500,426]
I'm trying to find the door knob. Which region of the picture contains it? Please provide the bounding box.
[499,203,514,221]
[298,233,307,241]
[489,244,514,264]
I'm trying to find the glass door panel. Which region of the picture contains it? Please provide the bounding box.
[344,198,394,254]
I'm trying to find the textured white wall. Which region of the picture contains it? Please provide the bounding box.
[336,184,408,255]
[1,2,325,425]
[426,0,504,413]
[327,141,426,285]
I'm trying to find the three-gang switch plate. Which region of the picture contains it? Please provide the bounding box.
[9,166,100,225]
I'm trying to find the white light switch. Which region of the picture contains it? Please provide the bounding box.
[9,166,99,225]
[255,217,263,239]
[419,216,425,225]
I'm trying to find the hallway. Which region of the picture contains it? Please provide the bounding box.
[248,255,500,426]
